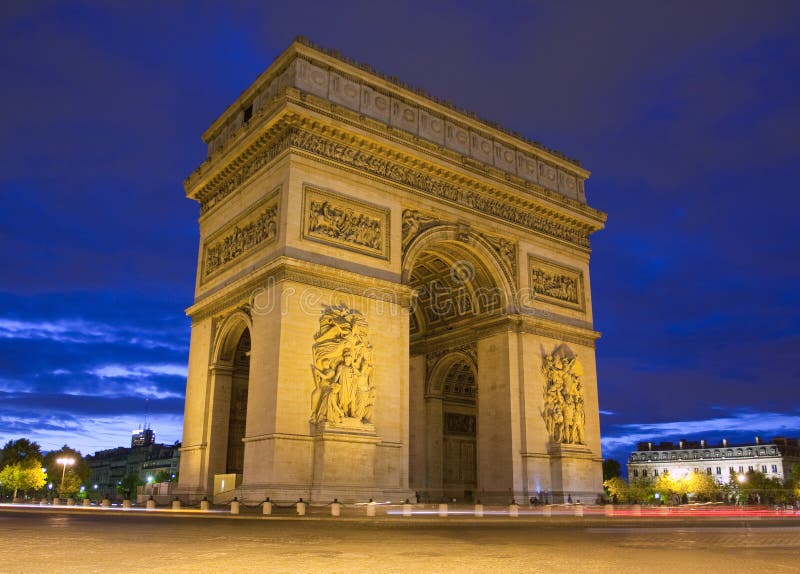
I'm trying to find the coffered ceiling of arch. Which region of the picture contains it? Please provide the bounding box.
[409,244,502,336]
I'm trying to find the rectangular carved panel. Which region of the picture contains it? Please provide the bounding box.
[528,255,585,311]
[444,412,477,436]
[302,185,390,260]
[201,189,280,282]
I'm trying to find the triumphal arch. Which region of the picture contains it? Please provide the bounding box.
[177,38,607,504]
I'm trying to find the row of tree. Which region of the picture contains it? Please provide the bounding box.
[602,463,800,506]
[0,438,88,499]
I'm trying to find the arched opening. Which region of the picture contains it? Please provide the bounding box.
[225,329,250,474]
[404,229,511,502]
[206,311,253,486]
[440,359,477,499]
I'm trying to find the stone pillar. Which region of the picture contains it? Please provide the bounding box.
[476,333,523,502]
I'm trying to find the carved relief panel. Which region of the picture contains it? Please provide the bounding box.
[201,189,280,282]
[528,255,585,311]
[302,186,390,260]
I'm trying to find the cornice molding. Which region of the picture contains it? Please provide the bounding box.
[410,313,600,356]
[187,256,414,322]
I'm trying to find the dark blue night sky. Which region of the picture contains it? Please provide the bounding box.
[1,1,798,466]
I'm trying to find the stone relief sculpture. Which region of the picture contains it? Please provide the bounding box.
[542,348,585,445]
[531,266,579,305]
[307,199,382,251]
[204,202,278,277]
[480,232,517,276]
[401,209,438,250]
[310,303,376,425]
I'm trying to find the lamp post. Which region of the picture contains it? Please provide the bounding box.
[56,457,75,497]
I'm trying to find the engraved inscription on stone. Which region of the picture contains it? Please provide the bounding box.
[529,255,585,310]
[202,191,279,280]
[302,186,390,259]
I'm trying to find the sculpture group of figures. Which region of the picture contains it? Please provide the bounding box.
[308,200,382,251]
[531,267,579,305]
[205,205,278,276]
[541,349,586,444]
[310,304,376,425]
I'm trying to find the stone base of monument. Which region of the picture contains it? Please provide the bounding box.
[310,420,382,502]
[547,442,601,504]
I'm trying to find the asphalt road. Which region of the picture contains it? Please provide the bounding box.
[1,507,798,573]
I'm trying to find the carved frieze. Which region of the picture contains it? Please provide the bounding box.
[302,186,390,259]
[289,130,591,248]
[201,191,280,281]
[198,129,292,214]
[528,255,585,311]
[194,125,593,249]
[541,347,585,445]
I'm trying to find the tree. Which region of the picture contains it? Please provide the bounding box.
[0,438,43,468]
[687,472,720,502]
[0,461,47,499]
[603,476,628,503]
[785,464,800,500]
[43,445,89,497]
[117,473,143,499]
[602,459,621,481]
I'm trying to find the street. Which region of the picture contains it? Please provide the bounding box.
[0,507,798,573]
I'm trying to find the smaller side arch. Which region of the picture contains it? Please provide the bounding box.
[211,308,253,367]
[427,351,478,398]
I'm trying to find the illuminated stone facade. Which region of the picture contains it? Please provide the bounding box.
[176,38,607,504]
[628,437,800,484]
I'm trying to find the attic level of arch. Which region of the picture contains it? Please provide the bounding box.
[185,114,604,253]
[187,43,590,201]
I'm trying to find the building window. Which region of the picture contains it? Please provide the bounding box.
[642,470,648,477]
[716,467,721,475]
[761,465,767,473]
[729,466,734,473]
[706,468,712,475]
[654,469,659,476]
[243,104,253,123]
[748,466,754,471]
[633,470,639,478]
[772,465,778,473]
[739,466,744,473]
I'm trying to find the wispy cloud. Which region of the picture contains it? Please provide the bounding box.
[602,410,800,454]
[0,413,184,454]
[89,363,187,379]
[0,317,187,352]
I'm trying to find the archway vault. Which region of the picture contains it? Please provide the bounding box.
[403,225,516,339]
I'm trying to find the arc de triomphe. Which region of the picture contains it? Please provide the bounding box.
[177,38,607,504]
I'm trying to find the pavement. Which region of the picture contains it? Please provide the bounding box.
[1,504,798,573]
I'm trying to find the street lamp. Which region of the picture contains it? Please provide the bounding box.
[56,457,75,496]
[737,473,746,484]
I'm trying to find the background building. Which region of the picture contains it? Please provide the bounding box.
[86,429,180,497]
[627,437,800,483]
